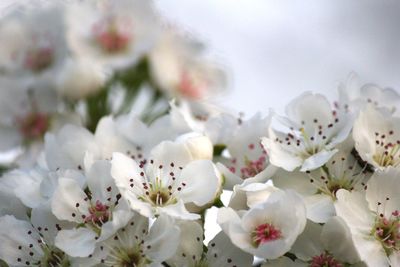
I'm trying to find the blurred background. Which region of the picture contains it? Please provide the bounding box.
[155,0,400,114]
[1,0,399,114]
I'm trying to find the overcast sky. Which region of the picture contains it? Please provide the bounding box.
[1,0,400,115]
[155,0,400,115]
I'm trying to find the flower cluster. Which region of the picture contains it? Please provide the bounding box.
[0,0,226,167]
[0,2,399,267]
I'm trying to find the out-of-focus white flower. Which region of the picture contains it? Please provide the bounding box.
[51,160,132,257]
[149,29,226,101]
[80,213,180,267]
[216,113,277,189]
[55,57,108,100]
[0,79,80,163]
[168,220,253,267]
[335,168,400,267]
[0,2,68,86]
[353,105,400,170]
[262,92,353,172]
[66,0,158,70]
[337,73,400,114]
[0,207,72,267]
[111,140,221,220]
[218,189,306,259]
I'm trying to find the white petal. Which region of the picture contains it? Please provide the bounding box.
[159,200,200,220]
[51,178,89,223]
[304,194,335,223]
[335,190,374,232]
[207,231,253,267]
[86,160,116,203]
[55,228,97,257]
[300,149,338,172]
[262,134,303,171]
[0,215,43,265]
[285,92,333,125]
[145,214,180,262]
[291,220,324,261]
[366,167,400,218]
[178,160,220,206]
[149,140,193,170]
[45,125,99,171]
[98,209,134,242]
[111,152,143,188]
[167,220,203,267]
[321,216,361,264]
[175,132,213,160]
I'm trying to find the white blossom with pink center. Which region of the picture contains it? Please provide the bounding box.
[218,189,306,259]
[335,167,400,267]
[0,3,68,82]
[149,29,226,101]
[0,79,80,166]
[262,92,353,172]
[216,113,277,190]
[51,160,133,257]
[66,0,159,70]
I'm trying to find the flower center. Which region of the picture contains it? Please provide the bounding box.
[372,210,400,254]
[372,130,400,168]
[310,252,343,267]
[24,46,54,73]
[41,246,70,267]
[148,189,172,207]
[85,200,110,226]
[274,113,341,158]
[17,112,49,141]
[239,155,267,179]
[106,245,150,267]
[251,223,282,247]
[92,17,131,53]
[178,71,205,99]
[307,157,369,200]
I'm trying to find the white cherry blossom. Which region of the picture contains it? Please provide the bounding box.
[218,189,306,259]
[262,92,353,172]
[335,168,400,267]
[79,213,180,267]
[353,105,400,170]
[111,140,221,220]
[51,160,132,257]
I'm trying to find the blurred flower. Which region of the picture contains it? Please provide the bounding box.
[65,0,159,71]
[149,30,226,101]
